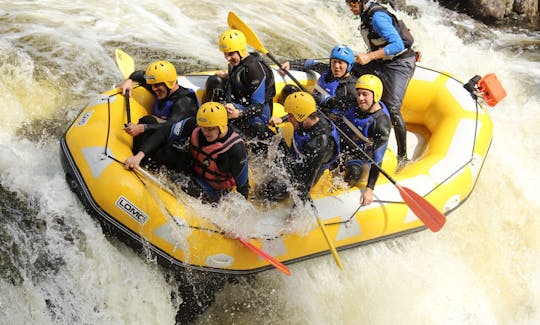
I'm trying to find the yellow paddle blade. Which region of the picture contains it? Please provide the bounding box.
[227,11,268,55]
[115,49,135,79]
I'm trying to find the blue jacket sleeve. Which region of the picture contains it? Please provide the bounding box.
[371,11,404,57]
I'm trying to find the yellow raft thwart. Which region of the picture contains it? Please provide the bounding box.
[60,66,496,274]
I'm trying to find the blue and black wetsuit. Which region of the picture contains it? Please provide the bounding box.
[206,52,276,144]
[128,70,199,154]
[341,101,391,188]
[287,60,357,119]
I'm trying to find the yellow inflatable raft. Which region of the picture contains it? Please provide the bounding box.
[60,66,497,274]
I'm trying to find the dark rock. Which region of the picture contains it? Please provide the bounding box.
[437,0,539,30]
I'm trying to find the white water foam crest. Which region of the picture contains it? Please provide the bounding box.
[0,138,176,324]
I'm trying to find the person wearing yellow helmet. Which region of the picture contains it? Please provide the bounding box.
[124,102,249,202]
[258,92,340,202]
[346,0,416,168]
[341,74,391,206]
[120,60,199,155]
[205,29,276,153]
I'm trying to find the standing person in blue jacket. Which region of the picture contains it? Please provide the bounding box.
[346,0,416,170]
[278,45,358,123]
[205,29,276,154]
[119,60,199,155]
[342,74,391,206]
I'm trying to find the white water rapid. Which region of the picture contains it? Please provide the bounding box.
[0,0,539,324]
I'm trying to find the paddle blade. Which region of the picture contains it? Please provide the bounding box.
[227,11,268,55]
[115,49,135,79]
[397,184,446,232]
[237,237,291,276]
[316,217,343,270]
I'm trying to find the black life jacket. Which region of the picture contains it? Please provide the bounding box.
[360,3,414,53]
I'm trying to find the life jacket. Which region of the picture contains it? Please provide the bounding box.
[360,3,415,59]
[228,53,273,125]
[314,70,357,115]
[291,120,341,170]
[152,87,199,120]
[189,127,244,190]
[315,70,340,98]
[343,102,390,153]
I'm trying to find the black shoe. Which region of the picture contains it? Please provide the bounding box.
[396,156,411,172]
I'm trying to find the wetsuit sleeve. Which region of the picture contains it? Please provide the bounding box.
[288,59,327,74]
[320,78,358,113]
[234,61,267,120]
[217,141,250,199]
[139,118,196,156]
[372,11,404,57]
[127,70,155,93]
[366,112,391,189]
[139,124,173,156]
[128,70,146,84]
[288,133,333,200]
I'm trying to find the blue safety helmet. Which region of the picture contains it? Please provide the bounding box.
[329,45,355,72]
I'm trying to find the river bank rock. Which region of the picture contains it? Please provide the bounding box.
[437,0,539,30]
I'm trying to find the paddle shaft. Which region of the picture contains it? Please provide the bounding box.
[237,237,291,275]
[316,216,343,270]
[125,90,131,124]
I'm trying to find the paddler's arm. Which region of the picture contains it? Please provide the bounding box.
[361,113,391,205]
[124,123,173,170]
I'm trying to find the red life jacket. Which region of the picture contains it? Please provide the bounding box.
[189,127,243,190]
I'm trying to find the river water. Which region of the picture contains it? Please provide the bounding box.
[1,0,539,324]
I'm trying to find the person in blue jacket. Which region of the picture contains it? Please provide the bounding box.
[342,74,391,206]
[346,0,416,170]
[278,45,358,122]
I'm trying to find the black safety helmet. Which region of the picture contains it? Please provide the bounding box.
[278,84,301,105]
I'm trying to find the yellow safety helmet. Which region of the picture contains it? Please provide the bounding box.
[144,61,177,89]
[196,102,228,134]
[218,29,247,57]
[284,92,316,122]
[355,74,383,102]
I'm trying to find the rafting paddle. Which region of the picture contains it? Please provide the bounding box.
[226,11,446,233]
[237,237,291,275]
[133,166,290,275]
[113,51,290,274]
[114,49,135,125]
[115,49,135,79]
[227,11,344,269]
